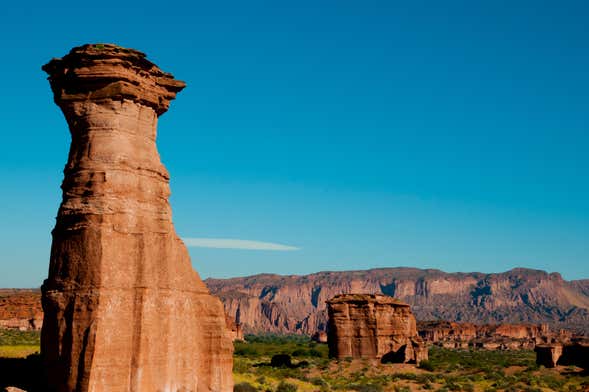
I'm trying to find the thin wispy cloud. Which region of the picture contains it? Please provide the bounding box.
[182,238,299,251]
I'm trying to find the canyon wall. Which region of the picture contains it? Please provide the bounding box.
[3,267,588,339]
[418,321,573,350]
[206,268,589,335]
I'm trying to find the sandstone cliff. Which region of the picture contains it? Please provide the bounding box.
[417,320,573,350]
[0,290,43,331]
[206,267,589,335]
[3,267,588,337]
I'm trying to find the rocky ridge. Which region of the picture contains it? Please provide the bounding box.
[417,321,573,350]
[3,267,588,338]
[206,267,589,335]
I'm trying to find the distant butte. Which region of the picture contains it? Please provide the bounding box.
[41,44,233,392]
[327,294,428,363]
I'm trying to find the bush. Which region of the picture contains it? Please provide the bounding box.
[310,377,328,387]
[234,382,258,392]
[234,345,260,356]
[276,381,298,392]
[270,354,292,368]
[352,384,383,392]
[419,360,435,372]
[462,383,475,392]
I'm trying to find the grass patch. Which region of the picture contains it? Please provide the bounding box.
[0,329,40,346]
[232,336,589,392]
[0,345,39,358]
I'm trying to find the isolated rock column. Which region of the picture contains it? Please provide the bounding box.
[41,44,233,392]
[327,294,428,363]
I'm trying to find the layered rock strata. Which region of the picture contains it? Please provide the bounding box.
[327,294,428,363]
[0,290,43,331]
[41,44,233,392]
[418,321,572,350]
[206,268,589,335]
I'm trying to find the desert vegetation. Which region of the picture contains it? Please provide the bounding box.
[0,330,588,391]
[232,334,589,392]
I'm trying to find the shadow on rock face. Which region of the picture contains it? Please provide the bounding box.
[0,354,44,392]
[381,345,408,364]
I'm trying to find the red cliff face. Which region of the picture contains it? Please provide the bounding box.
[327,294,427,363]
[207,268,589,336]
[417,321,573,350]
[41,44,232,392]
[3,267,588,341]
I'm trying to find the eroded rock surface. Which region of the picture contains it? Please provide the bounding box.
[225,314,244,341]
[418,321,572,350]
[41,44,233,392]
[0,290,42,331]
[327,294,428,363]
[207,268,589,335]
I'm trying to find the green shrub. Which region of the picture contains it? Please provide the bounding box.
[310,377,328,387]
[234,345,260,356]
[351,384,383,392]
[275,381,297,392]
[0,329,40,346]
[234,382,258,392]
[419,360,435,372]
[462,383,475,392]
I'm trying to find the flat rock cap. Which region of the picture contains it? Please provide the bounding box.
[327,293,409,306]
[43,43,186,115]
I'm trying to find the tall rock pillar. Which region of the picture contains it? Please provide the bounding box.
[41,44,233,392]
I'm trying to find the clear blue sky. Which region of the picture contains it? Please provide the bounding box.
[0,0,587,287]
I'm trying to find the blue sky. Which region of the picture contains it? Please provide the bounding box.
[0,1,588,287]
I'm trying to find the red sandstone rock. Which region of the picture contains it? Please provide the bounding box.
[206,268,589,336]
[327,294,428,363]
[225,314,244,342]
[4,387,27,392]
[41,44,233,392]
[418,320,573,350]
[0,290,43,331]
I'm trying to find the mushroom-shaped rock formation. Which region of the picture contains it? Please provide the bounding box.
[41,44,233,392]
[327,294,428,363]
